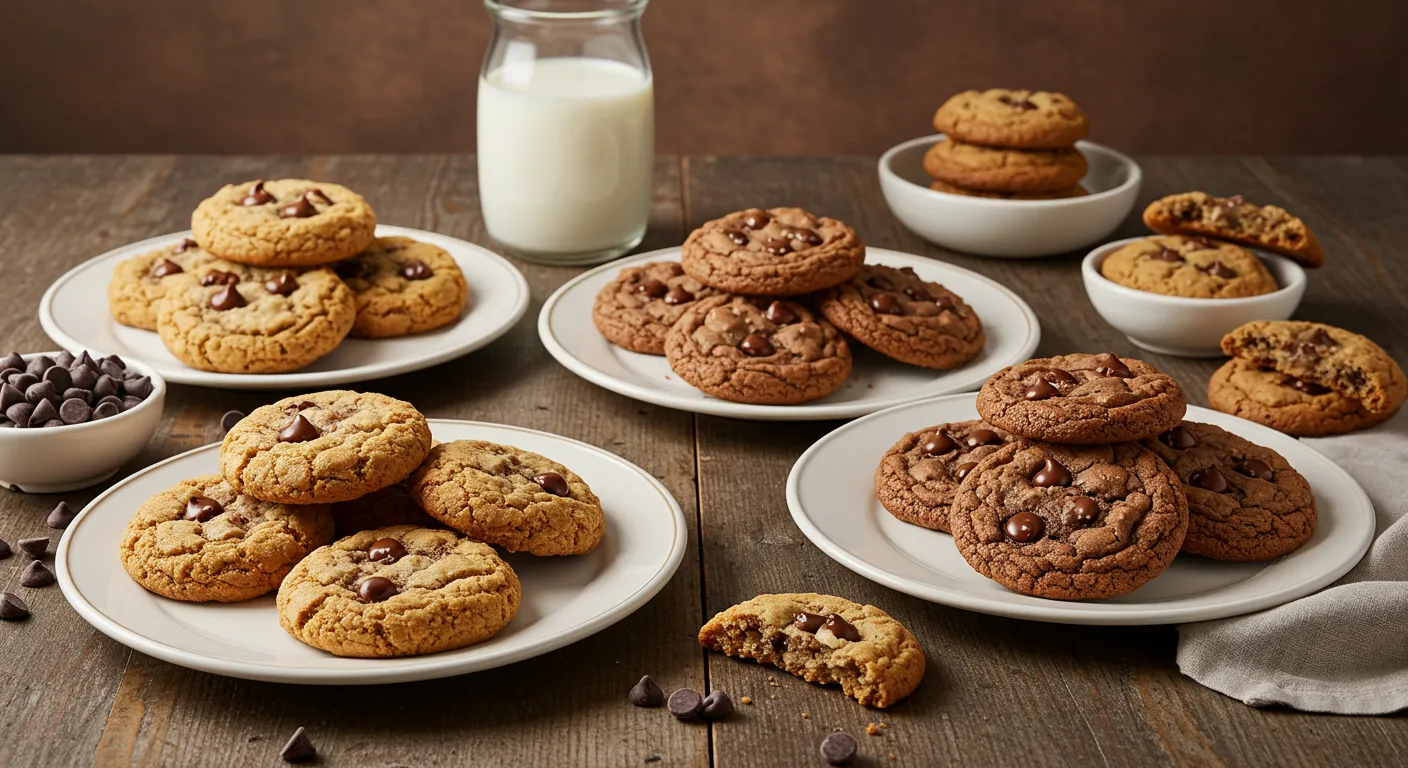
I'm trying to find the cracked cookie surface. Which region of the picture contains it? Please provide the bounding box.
[335,236,469,338]
[1221,320,1407,415]
[923,139,1087,192]
[277,525,520,657]
[108,239,224,331]
[591,260,721,355]
[1099,235,1278,299]
[1206,358,1396,436]
[874,420,1011,532]
[1143,191,1323,268]
[680,207,864,296]
[819,264,985,369]
[932,89,1088,149]
[220,391,432,505]
[119,474,334,602]
[192,179,377,267]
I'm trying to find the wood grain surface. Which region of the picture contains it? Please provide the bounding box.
[0,155,1405,767]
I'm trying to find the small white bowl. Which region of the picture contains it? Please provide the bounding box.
[878,134,1142,258]
[1082,237,1307,358]
[0,352,166,493]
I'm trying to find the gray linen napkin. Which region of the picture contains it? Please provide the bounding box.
[1176,408,1408,714]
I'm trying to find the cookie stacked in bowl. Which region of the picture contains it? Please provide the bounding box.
[925,89,1089,199]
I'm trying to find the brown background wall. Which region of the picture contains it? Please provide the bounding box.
[1,0,1404,156]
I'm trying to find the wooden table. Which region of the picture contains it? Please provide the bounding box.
[1,156,1405,768]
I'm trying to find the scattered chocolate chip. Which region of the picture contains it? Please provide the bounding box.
[92,402,121,421]
[221,410,245,433]
[0,592,30,621]
[278,414,319,443]
[264,272,299,296]
[42,366,72,392]
[151,259,184,278]
[1005,511,1046,542]
[1234,459,1274,481]
[1024,377,1059,401]
[357,576,398,603]
[1190,467,1229,493]
[1288,377,1331,395]
[25,381,56,406]
[20,561,54,588]
[663,286,694,305]
[368,537,408,564]
[1196,260,1238,279]
[307,188,333,205]
[1152,247,1183,263]
[280,194,318,219]
[46,501,76,529]
[869,293,902,315]
[820,732,858,765]
[1066,497,1101,527]
[764,301,798,325]
[667,689,703,720]
[1094,354,1132,378]
[59,398,92,424]
[0,539,8,559]
[965,429,1002,447]
[400,260,433,280]
[740,333,775,357]
[634,279,668,299]
[823,613,861,642]
[184,495,223,522]
[1159,426,1197,449]
[742,211,771,229]
[209,283,247,311]
[533,471,570,497]
[241,180,275,206]
[1032,458,1072,487]
[173,238,198,253]
[762,237,792,255]
[17,538,47,559]
[629,675,665,707]
[794,611,826,632]
[921,433,957,455]
[280,726,316,762]
[954,461,978,481]
[723,229,749,246]
[6,402,34,427]
[701,690,734,720]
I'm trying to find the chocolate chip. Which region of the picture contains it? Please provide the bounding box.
[25,381,56,406]
[264,272,298,296]
[26,356,53,376]
[965,429,1002,447]
[174,238,198,253]
[1066,497,1100,527]
[1235,459,1274,481]
[662,286,694,306]
[184,495,223,522]
[763,301,798,325]
[9,373,37,392]
[308,188,333,205]
[6,402,34,427]
[18,538,47,559]
[998,94,1038,110]
[934,294,958,313]
[96,395,124,412]
[1158,425,1197,449]
[278,414,319,443]
[822,613,861,641]
[241,180,274,206]
[770,634,788,654]
[287,400,319,412]
[1152,247,1183,263]
[59,398,92,424]
[1045,369,1078,385]
[1288,377,1330,395]
[1308,328,1336,347]
[124,375,153,399]
[93,375,119,399]
[1190,467,1229,493]
[921,433,957,455]
[280,194,318,218]
[867,274,896,291]
[762,237,792,255]
[742,211,771,229]
[42,366,71,392]
[634,279,668,299]
[221,410,245,432]
[723,228,749,246]
[209,284,247,311]
[667,689,703,720]
[151,259,184,278]
[20,561,54,588]
[1225,194,1246,207]
[368,537,407,564]
[0,539,8,559]
[201,269,241,287]
[740,333,775,357]
[0,353,23,372]
[1032,458,1072,487]
[280,726,316,762]
[784,227,823,246]
[0,592,29,621]
[400,260,434,280]
[0,383,22,412]
[1094,354,1132,378]
[41,419,63,428]
[794,611,826,632]
[29,399,57,426]
[357,576,398,602]
[92,402,121,421]
[869,293,902,315]
[701,690,734,720]
[533,471,570,497]
[0,369,17,385]
[954,461,978,481]
[1024,377,1059,401]
[904,284,934,302]
[1005,511,1045,542]
[69,364,97,390]
[629,675,665,707]
[75,351,97,370]
[1197,260,1238,279]
[47,501,76,529]
[820,732,857,765]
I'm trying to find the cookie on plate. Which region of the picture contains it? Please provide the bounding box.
[1099,235,1278,299]
[119,474,334,602]
[928,179,1087,200]
[277,525,520,658]
[1144,421,1316,561]
[976,353,1187,444]
[333,236,469,338]
[923,139,1087,193]
[155,263,355,374]
[680,207,864,296]
[220,391,433,505]
[1206,358,1397,437]
[408,440,605,556]
[949,440,1188,600]
[932,89,1088,149]
[818,264,984,369]
[108,238,223,330]
[1220,321,1407,415]
[664,295,852,405]
[1142,191,1324,268]
[874,420,1011,532]
[331,483,444,538]
[698,593,925,708]
[591,261,720,355]
[192,179,377,267]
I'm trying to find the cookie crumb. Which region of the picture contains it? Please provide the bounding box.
[866,723,880,736]
[801,712,810,719]
[740,696,752,705]
[889,753,897,761]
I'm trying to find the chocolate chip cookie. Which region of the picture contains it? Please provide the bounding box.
[1206,358,1397,436]
[277,525,520,658]
[408,440,605,556]
[331,483,444,538]
[874,420,1010,532]
[977,353,1187,444]
[818,264,985,369]
[220,391,433,505]
[334,236,469,338]
[192,179,378,267]
[949,440,1188,600]
[680,207,864,296]
[155,264,355,374]
[928,179,1087,200]
[923,139,1087,193]
[119,474,334,602]
[591,261,721,355]
[108,238,223,331]
[1099,235,1278,299]
[664,295,852,405]
[1144,421,1316,561]
[932,89,1089,149]
[1143,191,1323,268]
[1221,321,1407,415]
[698,593,925,708]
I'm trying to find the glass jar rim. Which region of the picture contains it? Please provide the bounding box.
[485,0,647,22]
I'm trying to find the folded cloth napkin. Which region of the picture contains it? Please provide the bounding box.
[1177,409,1408,714]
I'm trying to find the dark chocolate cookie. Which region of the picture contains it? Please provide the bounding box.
[818,264,984,369]
[591,261,720,355]
[874,420,1011,532]
[680,207,864,296]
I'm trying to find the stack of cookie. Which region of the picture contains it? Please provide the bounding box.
[875,352,1320,600]
[591,207,986,405]
[925,89,1089,199]
[119,389,607,658]
[108,179,470,374]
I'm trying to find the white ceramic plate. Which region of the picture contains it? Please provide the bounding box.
[55,420,687,684]
[788,393,1375,625]
[39,226,530,390]
[538,247,1041,421]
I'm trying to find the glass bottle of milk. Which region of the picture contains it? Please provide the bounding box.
[478,0,654,265]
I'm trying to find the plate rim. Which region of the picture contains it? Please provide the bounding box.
[54,418,689,684]
[38,225,532,390]
[537,246,1042,421]
[786,392,1376,625]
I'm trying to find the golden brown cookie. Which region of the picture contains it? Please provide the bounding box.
[923,139,1087,193]
[1220,321,1407,415]
[107,238,223,331]
[590,261,721,355]
[874,420,1011,532]
[928,179,1087,200]
[192,179,377,267]
[1206,359,1397,437]
[933,89,1088,149]
[680,207,864,296]
[335,236,469,339]
[1143,191,1323,268]
[817,264,984,369]
[1099,235,1278,298]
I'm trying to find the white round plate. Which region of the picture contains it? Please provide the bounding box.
[538,247,1040,421]
[56,420,687,684]
[788,393,1375,625]
[40,226,530,390]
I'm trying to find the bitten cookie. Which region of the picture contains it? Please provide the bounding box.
[1220,321,1407,415]
[1144,422,1317,561]
[408,440,605,556]
[108,238,223,331]
[119,474,334,602]
[818,264,985,369]
[923,140,1087,193]
[949,440,1188,600]
[928,179,1087,200]
[335,236,469,338]
[699,593,925,708]
[680,207,864,296]
[665,295,852,405]
[933,89,1088,149]
[220,391,433,505]
[277,525,520,658]
[591,260,720,355]
[874,420,1011,532]
[1099,235,1278,298]
[192,179,377,267]
[976,353,1187,444]
[1206,358,1397,437]
[1143,191,1323,268]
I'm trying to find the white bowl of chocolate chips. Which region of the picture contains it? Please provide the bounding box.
[0,351,164,493]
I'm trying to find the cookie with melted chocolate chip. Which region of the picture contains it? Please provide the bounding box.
[819,264,985,369]
[1143,191,1324,268]
[1206,358,1397,437]
[108,239,225,331]
[680,207,864,296]
[1099,235,1278,299]
[1220,321,1407,416]
[874,420,1010,532]
[334,236,469,339]
[192,179,377,267]
[932,89,1089,149]
[591,260,721,355]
